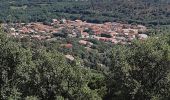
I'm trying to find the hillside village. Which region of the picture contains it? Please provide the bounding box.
[2,19,148,46]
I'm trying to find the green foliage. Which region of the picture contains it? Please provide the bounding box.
[0,0,169,25]
[106,34,170,100]
[0,32,103,99]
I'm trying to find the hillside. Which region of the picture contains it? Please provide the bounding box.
[0,0,170,99]
[0,28,170,99]
[0,0,169,25]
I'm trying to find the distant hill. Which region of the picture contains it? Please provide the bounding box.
[0,0,169,25]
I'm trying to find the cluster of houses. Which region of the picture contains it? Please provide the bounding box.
[1,19,148,45]
[1,19,149,61]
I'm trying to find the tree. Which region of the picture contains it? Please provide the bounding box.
[106,35,170,100]
[0,31,102,99]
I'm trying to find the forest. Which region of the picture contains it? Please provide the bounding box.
[0,27,170,100]
[0,0,170,100]
[0,0,170,25]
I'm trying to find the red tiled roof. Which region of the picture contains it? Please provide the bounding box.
[61,44,73,49]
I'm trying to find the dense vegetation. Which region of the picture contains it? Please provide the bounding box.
[1,0,170,99]
[0,0,170,25]
[0,31,103,100]
[0,28,170,99]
